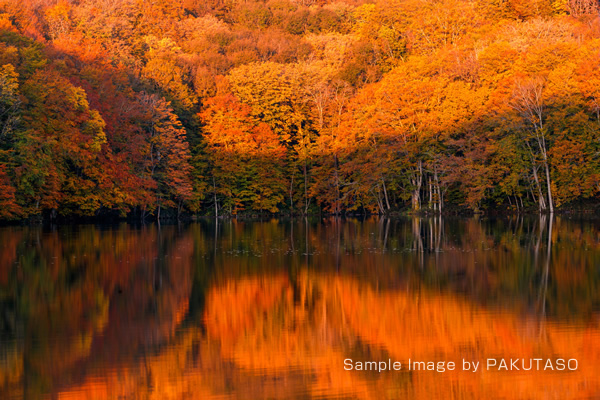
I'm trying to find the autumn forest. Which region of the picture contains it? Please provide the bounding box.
[1,0,600,220]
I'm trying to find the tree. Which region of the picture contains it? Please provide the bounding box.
[142,36,197,115]
[227,62,316,213]
[200,90,286,214]
[0,164,20,218]
[309,78,352,214]
[13,69,111,217]
[138,93,194,219]
[510,76,554,213]
[0,63,19,137]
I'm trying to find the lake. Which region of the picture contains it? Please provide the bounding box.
[0,216,599,399]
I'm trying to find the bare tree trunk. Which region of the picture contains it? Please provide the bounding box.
[428,177,433,211]
[289,173,294,216]
[519,196,524,211]
[511,78,553,213]
[532,165,546,212]
[433,169,442,214]
[212,176,218,218]
[375,189,385,215]
[542,153,554,213]
[304,160,310,215]
[381,178,391,211]
[411,160,423,212]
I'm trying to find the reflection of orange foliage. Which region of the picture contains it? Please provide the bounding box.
[45,271,600,400]
[55,332,218,400]
[0,225,196,399]
[204,274,289,344]
[57,376,111,400]
[335,277,532,358]
[333,275,600,400]
[204,272,600,400]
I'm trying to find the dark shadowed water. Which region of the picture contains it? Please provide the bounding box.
[0,216,599,399]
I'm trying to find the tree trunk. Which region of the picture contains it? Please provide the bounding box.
[381,178,391,211]
[428,177,433,211]
[519,196,524,211]
[542,155,554,213]
[212,176,218,218]
[304,160,310,215]
[289,173,294,216]
[376,189,385,215]
[411,160,423,212]
[433,169,442,214]
[532,165,546,212]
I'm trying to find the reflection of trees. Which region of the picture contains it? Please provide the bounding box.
[38,267,600,400]
[0,224,194,399]
[1,217,600,399]
[537,214,552,337]
[172,270,600,400]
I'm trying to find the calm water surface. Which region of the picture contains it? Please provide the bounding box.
[0,217,599,399]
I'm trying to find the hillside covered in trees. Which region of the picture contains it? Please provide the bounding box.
[0,0,600,219]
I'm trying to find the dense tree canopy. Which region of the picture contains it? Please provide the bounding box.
[0,0,600,219]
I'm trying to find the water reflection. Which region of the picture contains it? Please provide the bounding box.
[0,217,599,399]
